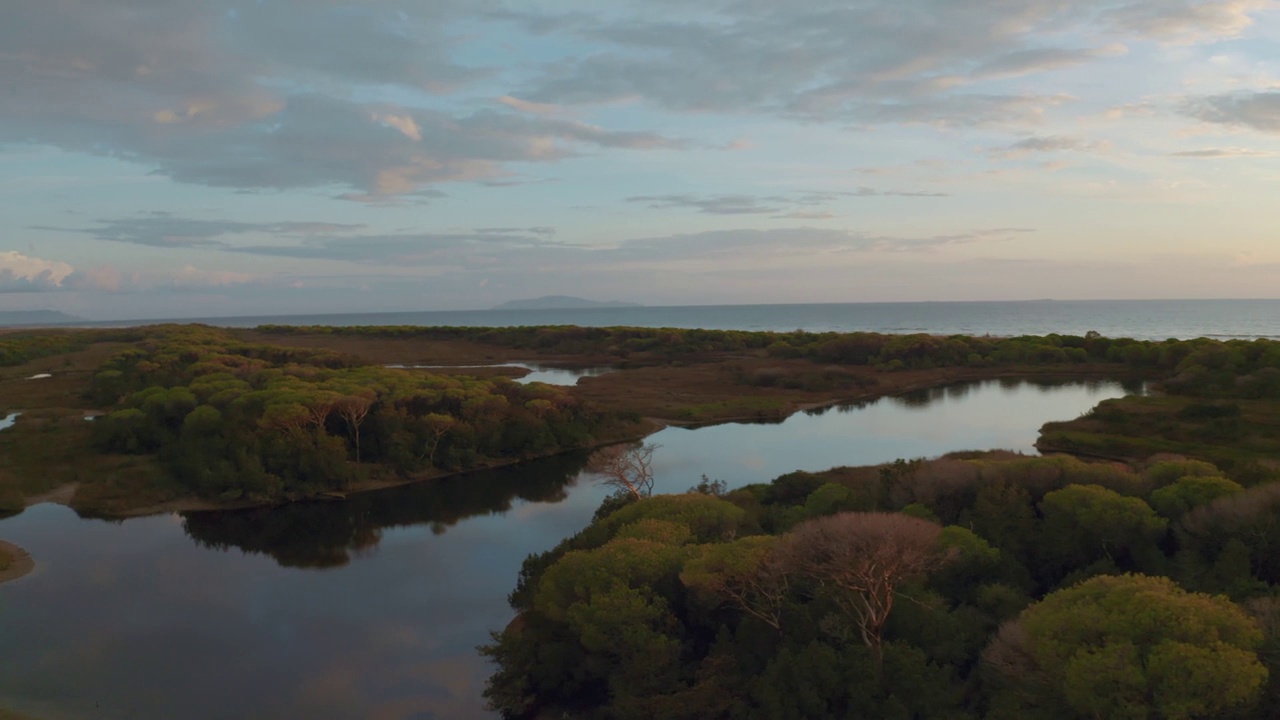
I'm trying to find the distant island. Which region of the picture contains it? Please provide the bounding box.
[0,310,83,327]
[492,296,642,310]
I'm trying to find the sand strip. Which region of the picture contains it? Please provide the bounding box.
[0,541,33,585]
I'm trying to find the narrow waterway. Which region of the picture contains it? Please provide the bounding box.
[0,378,1139,719]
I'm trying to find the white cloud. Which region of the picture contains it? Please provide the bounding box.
[0,251,74,291]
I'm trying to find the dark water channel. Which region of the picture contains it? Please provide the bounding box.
[0,378,1139,719]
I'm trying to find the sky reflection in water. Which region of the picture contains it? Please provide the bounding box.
[0,378,1137,719]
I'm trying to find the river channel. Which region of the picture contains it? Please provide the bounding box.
[0,377,1141,719]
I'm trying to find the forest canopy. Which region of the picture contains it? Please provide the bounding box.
[84,325,633,502]
[484,452,1280,719]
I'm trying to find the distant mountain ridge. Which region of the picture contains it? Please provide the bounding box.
[0,310,84,327]
[493,296,642,310]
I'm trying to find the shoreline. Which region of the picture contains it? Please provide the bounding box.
[0,541,34,585]
[22,366,1144,520]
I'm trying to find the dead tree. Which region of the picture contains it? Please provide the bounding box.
[587,442,659,500]
[779,511,950,674]
[334,394,374,462]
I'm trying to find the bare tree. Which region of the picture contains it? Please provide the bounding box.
[334,394,374,462]
[587,442,659,500]
[419,412,455,466]
[779,511,950,673]
[304,390,342,429]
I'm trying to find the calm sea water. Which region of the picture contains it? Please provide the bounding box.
[0,379,1135,720]
[92,299,1280,340]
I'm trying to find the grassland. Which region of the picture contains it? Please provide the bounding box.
[1038,394,1280,478]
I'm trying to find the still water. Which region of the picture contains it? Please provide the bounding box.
[388,363,614,386]
[0,378,1137,719]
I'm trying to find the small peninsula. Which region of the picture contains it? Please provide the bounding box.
[0,540,33,585]
[493,296,642,310]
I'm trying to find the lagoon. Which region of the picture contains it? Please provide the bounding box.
[0,378,1138,719]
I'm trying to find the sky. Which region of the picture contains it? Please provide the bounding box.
[2,0,1279,320]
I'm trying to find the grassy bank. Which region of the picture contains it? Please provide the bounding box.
[1038,394,1280,479]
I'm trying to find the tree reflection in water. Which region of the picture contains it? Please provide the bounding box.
[181,450,592,568]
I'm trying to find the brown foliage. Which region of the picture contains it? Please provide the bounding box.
[587,442,659,500]
[778,511,949,668]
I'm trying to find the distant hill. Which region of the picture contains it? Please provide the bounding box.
[493,296,642,310]
[0,310,84,327]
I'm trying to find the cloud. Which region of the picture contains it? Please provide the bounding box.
[5,0,1270,203]
[775,211,838,220]
[0,250,260,295]
[626,189,949,216]
[0,2,682,198]
[609,227,1030,264]
[991,135,1106,158]
[1169,147,1275,157]
[0,252,75,292]
[235,230,568,266]
[39,215,367,249]
[627,194,790,215]
[511,0,1268,126]
[972,46,1127,79]
[222,224,1026,269]
[1183,91,1280,133]
[497,96,564,116]
[50,209,1015,274]
[121,97,682,194]
[474,227,558,236]
[1105,0,1273,43]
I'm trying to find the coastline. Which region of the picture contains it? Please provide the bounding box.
[0,541,33,585]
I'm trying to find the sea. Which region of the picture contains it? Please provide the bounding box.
[77,299,1280,341]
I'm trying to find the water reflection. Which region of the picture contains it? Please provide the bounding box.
[517,363,614,386]
[387,362,614,386]
[0,378,1137,719]
[183,451,591,568]
[0,412,19,431]
[887,377,1145,410]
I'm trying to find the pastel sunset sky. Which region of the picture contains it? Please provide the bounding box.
[3,0,1279,319]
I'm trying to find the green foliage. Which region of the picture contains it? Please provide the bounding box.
[1150,474,1243,521]
[489,450,1279,720]
[994,574,1267,720]
[803,482,873,518]
[1143,458,1224,488]
[257,324,1280,378]
[84,325,627,501]
[528,538,691,713]
[0,331,87,368]
[601,493,752,544]
[1039,485,1166,581]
